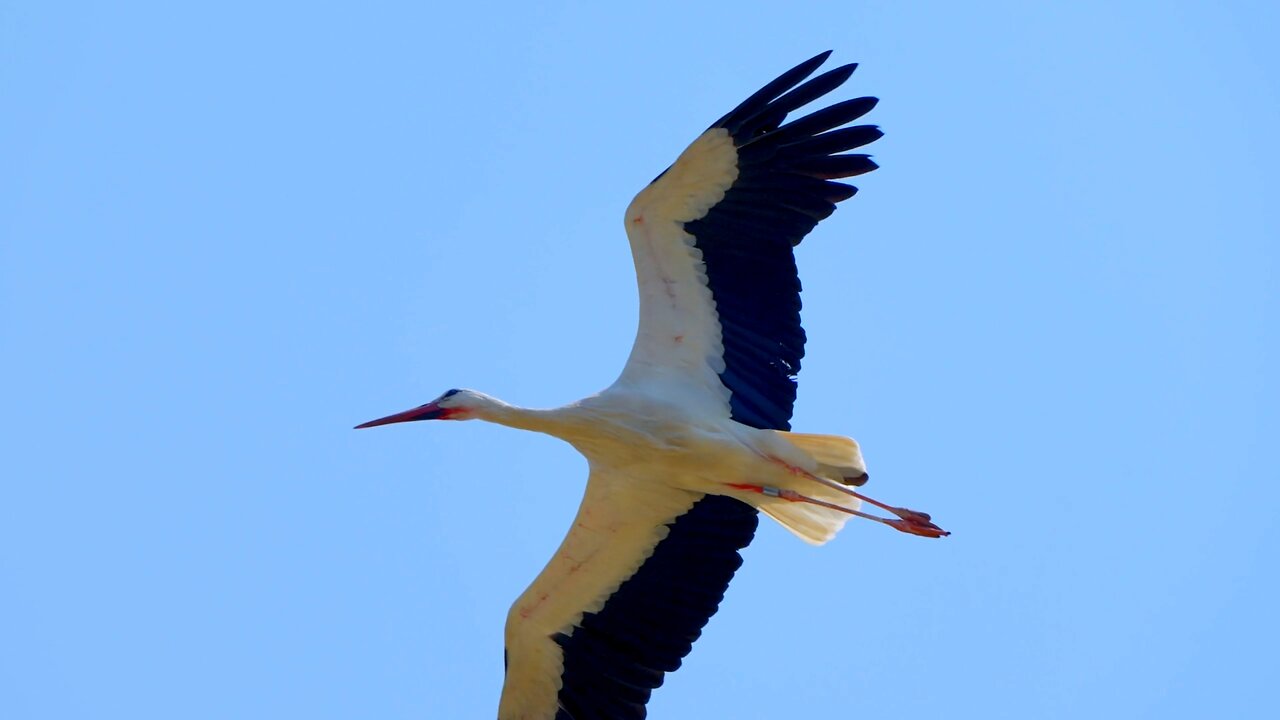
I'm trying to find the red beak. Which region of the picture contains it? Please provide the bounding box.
[354,401,446,429]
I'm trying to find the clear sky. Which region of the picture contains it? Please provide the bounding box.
[3,1,1277,718]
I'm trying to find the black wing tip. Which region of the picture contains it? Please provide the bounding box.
[809,49,835,66]
[825,63,858,85]
[780,50,835,88]
[818,61,858,82]
[712,51,844,132]
[799,52,861,81]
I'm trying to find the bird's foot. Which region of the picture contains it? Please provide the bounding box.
[848,491,950,538]
[883,514,951,538]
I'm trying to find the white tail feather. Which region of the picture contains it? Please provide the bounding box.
[753,432,867,545]
[780,432,864,477]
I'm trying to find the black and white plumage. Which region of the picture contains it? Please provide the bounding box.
[357,51,947,720]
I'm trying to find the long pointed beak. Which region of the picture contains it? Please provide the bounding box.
[354,401,445,429]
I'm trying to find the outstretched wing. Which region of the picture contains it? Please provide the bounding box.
[617,50,881,430]
[499,468,757,720]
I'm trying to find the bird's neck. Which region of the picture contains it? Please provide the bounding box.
[471,395,580,438]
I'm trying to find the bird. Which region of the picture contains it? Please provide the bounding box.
[356,51,948,720]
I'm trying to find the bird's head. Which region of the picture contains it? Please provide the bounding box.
[354,388,490,429]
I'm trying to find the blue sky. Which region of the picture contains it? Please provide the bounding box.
[3,1,1277,718]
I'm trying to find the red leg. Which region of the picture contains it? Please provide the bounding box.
[759,457,951,537]
[726,482,949,538]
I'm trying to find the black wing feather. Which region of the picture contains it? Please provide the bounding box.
[713,51,833,135]
[684,53,880,430]
[552,496,758,719]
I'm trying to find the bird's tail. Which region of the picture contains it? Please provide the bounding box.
[753,432,868,546]
[780,432,867,483]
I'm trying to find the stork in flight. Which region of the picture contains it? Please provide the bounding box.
[357,51,948,720]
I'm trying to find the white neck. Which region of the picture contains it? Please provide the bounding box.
[465,392,580,438]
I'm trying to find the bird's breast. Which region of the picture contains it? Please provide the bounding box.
[561,406,761,490]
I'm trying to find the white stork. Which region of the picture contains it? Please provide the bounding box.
[357,51,947,720]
